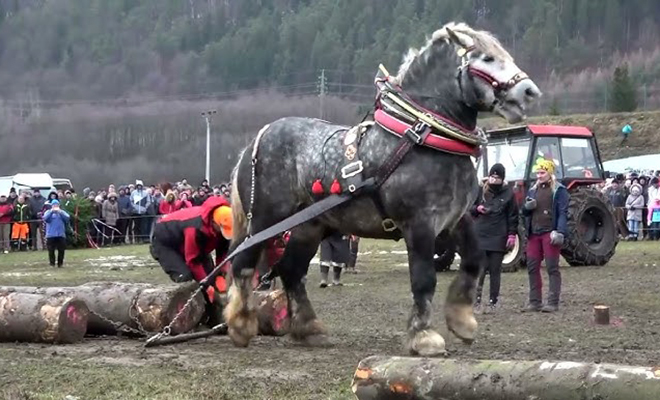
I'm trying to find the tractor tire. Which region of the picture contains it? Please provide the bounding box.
[433,235,456,273]
[561,186,618,267]
[501,222,527,273]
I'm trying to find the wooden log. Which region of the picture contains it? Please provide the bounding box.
[594,305,611,325]
[0,282,206,336]
[352,356,660,400]
[0,292,89,344]
[254,289,289,336]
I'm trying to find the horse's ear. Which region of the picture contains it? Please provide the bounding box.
[445,27,469,49]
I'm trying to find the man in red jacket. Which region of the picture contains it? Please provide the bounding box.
[150,196,233,324]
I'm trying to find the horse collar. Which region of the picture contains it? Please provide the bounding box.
[373,64,484,157]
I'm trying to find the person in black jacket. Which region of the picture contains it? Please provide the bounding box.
[471,163,519,314]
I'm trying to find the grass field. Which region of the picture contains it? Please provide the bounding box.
[1,240,660,400]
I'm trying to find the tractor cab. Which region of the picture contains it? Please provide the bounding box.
[477,125,606,200]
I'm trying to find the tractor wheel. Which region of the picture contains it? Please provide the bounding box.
[501,222,527,273]
[561,186,618,266]
[433,235,456,273]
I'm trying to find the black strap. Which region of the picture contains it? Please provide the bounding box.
[199,120,431,288]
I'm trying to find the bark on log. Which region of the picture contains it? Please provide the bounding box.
[0,282,205,336]
[253,289,289,336]
[352,356,660,400]
[594,305,611,325]
[0,292,89,344]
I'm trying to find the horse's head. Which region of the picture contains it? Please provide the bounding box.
[396,22,542,125]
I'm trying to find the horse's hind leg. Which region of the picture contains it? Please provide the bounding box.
[403,222,447,356]
[445,215,482,344]
[278,225,327,345]
[224,242,264,347]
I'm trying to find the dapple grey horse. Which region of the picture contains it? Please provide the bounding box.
[225,22,541,356]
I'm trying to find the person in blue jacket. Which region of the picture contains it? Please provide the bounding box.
[42,200,70,268]
[521,158,569,313]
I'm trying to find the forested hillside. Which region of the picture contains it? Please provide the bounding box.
[2,0,660,102]
[2,0,660,187]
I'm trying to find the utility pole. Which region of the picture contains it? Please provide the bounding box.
[201,110,217,183]
[317,69,327,119]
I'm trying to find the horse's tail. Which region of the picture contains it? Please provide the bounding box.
[230,151,248,244]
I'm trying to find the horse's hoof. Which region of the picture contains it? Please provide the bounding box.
[445,303,478,344]
[297,333,332,348]
[408,329,447,357]
[290,318,327,342]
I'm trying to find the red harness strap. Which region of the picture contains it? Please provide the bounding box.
[374,109,481,158]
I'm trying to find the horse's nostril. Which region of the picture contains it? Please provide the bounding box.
[525,88,536,97]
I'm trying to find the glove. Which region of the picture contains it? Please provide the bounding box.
[506,235,516,250]
[550,231,564,247]
[524,198,537,210]
[629,206,636,211]
[476,205,487,214]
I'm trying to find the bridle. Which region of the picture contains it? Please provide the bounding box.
[455,44,530,109]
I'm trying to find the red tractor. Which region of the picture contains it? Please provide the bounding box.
[434,124,618,272]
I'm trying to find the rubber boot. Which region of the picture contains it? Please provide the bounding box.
[319,265,329,288]
[331,266,343,286]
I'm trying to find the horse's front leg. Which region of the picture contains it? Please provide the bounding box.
[445,215,481,344]
[277,227,328,345]
[403,223,447,357]
[224,243,264,347]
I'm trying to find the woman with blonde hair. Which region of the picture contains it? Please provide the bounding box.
[521,158,569,313]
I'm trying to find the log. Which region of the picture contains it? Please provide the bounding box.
[254,289,289,336]
[0,282,206,336]
[352,356,660,400]
[0,292,89,344]
[594,305,611,325]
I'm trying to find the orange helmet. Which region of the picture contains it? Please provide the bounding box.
[212,205,233,239]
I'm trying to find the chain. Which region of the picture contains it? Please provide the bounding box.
[128,294,148,336]
[246,158,257,237]
[89,308,148,337]
[145,286,203,345]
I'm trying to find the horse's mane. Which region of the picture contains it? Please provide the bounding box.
[395,22,513,83]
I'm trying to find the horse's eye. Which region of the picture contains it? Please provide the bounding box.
[483,55,495,63]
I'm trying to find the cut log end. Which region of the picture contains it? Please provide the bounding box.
[0,293,89,344]
[255,289,289,336]
[594,305,611,325]
[56,299,90,343]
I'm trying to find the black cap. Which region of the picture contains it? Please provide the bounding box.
[489,163,506,180]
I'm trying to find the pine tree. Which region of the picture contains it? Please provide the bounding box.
[549,97,561,115]
[609,63,638,112]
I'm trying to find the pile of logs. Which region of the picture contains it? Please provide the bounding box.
[0,283,289,345]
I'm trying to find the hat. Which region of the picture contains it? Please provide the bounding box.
[533,157,556,175]
[489,163,505,179]
[108,192,118,199]
[631,183,642,195]
[50,199,60,206]
[213,205,233,239]
[135,180,144,186]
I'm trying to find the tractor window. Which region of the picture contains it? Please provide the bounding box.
[483,138,531,181]
[560,138,601,179]
[530,137,562,179]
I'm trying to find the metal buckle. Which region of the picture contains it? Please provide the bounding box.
[341,161,364,179]
[405,121,429,145]
[381,218,398,232]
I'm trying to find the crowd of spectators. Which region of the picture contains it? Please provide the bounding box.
[0,178,232,253]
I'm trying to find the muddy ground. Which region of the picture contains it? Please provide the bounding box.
[1,240,660,400]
